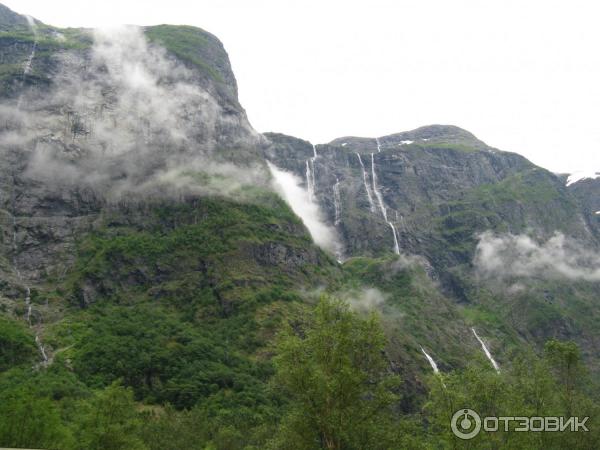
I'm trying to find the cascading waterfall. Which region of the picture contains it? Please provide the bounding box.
[375,137,382,153]
[22,42,36,76]
[12,193,48,366]
[472,328,500,373]
[36,335,48,363]
[355,153,376,212]
[332,177,342,225]
[16,16,38,110]
[420,347,440,374]
[305,161,314,202]
[370,153,400,255]
[25,286,32,326]
[13,17,47,365]
[305,144,318,202]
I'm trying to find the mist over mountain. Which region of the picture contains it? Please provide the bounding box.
[0,3,599,448]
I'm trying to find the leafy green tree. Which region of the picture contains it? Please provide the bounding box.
[0,317,36,370]
[425,342,600,449]
[74,381,147,450]
[0,387,73,449]
[269,296,403,450]
[543,339,586,417]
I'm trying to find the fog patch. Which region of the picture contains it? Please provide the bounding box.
[267,161,341,255]
[3,25,265,201]
[345,287,388,314]
[390,253,433,274]
[474,231,600,282]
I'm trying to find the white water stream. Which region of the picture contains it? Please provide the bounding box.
[16,16,37,110]
[370,153,400,254]
[420,347,440,374]
[375,137,382,153]
[332,177,342,225]
[305,144,318,202]
[355,153,376,212]
[472,328,500,373]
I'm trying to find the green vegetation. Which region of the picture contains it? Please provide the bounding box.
[269,297,406,449]
[425,340,600,449]
[0,316,36,370]
[3,291,598,449]
[0,27,91,49]
[145,25,225,83]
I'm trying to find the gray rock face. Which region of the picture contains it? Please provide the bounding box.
[0,5,266,291]
[265,126,598,272]
[0,4,34,31]
[568,178,600,239]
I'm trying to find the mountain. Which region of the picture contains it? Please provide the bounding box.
[264,124,600,372]
[568,176,600,238]
[266,125,594,264]
[0,3,599,449]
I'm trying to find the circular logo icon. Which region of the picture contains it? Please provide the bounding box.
[451,409,481,440]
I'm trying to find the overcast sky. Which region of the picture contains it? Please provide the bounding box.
[6,0,600,174]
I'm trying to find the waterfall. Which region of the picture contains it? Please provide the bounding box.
[375,137,382,153]
[305,144,318,202]
[355,153,376,212]
[305,161,314,202]
[388,222,400,255]
[22,42,36,76]
[472,328,500,373]
[12,208,48,366]
[370,153,400,255]
[36,335,48,364]
[268,161,341,255]
[310,145,318,191]
[25,286,32,326]
[370,153,387,220]
[420,347,440,374]
[332,177,342,225]
[16,16,38,110]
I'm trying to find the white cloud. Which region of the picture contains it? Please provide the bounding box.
[267,161,341,255]
[474,231,600,282]
[4,25,264,200]
[345,287,387,314]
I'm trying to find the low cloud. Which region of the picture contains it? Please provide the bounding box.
[474,231,600,282]
[4,25,265,201]
[345,287,387,313]
[267,161,342,255]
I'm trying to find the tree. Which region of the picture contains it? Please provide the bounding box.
[0,387,73,449]
[0,317,36,370]
[424,342,600,450]
[543,339,586,417]
[74,381,147,450]
[269,296,402,450]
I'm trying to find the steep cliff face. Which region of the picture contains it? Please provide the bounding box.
[0,4,37,31]
[0,4,337,381]
[265,126,600,373]
[0,8,272,288]
[265,125,596,267]
[1,1,599,408]
[569,177,600,239]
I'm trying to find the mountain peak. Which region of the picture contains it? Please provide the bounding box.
[328,124,490,152]
[0,3,39,31]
